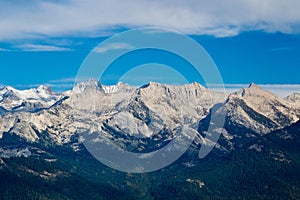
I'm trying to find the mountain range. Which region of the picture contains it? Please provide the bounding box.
[0,80,299,199]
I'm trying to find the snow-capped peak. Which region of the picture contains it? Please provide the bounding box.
[0,85,62,112]
[36,85,53,95]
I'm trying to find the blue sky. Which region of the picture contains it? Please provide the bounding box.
[0,0,299,96]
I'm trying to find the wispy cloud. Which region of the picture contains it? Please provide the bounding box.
[0,0,300,40]
[0,48,10,51]
[48,77,76,84]
[46,77,77,91]
[94,43,133,53]
[14,77,77,91]
[14,44,72,52]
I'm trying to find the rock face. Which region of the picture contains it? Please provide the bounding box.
[222,83,299,134]
[0,81,299,155]
[195,83,300,152]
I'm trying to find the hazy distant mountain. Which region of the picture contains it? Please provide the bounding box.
[0,85,63,112]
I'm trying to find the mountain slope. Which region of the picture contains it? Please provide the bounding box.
[0,121,299,200]
[197,83,300,154]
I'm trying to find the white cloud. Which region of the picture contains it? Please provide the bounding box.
[0,48,10,51]
[15,44,72,51]
[94,43,133,53]
[0,0,300,40]
[48,77,76,84]
[14,77,77,91]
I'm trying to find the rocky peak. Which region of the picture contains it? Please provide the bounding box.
[248,82,261,89]
[72,78,103,93]
[224,83,299,133]
[233,83,277,100]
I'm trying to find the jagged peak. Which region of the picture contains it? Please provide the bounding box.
[100,82,134,94]
[139,81,207,90]
[87,78,102,87]
[72,79,135,94]
[230,82,280,100]
[147,81,160,86]
[139,81,161,89]
[246,83,281,99]
[116,82,125,87]
[73,80,208,92]
[87,77,98,83]
[248,82,262,89]
[185,82,207,90]
[73,78,102,92]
